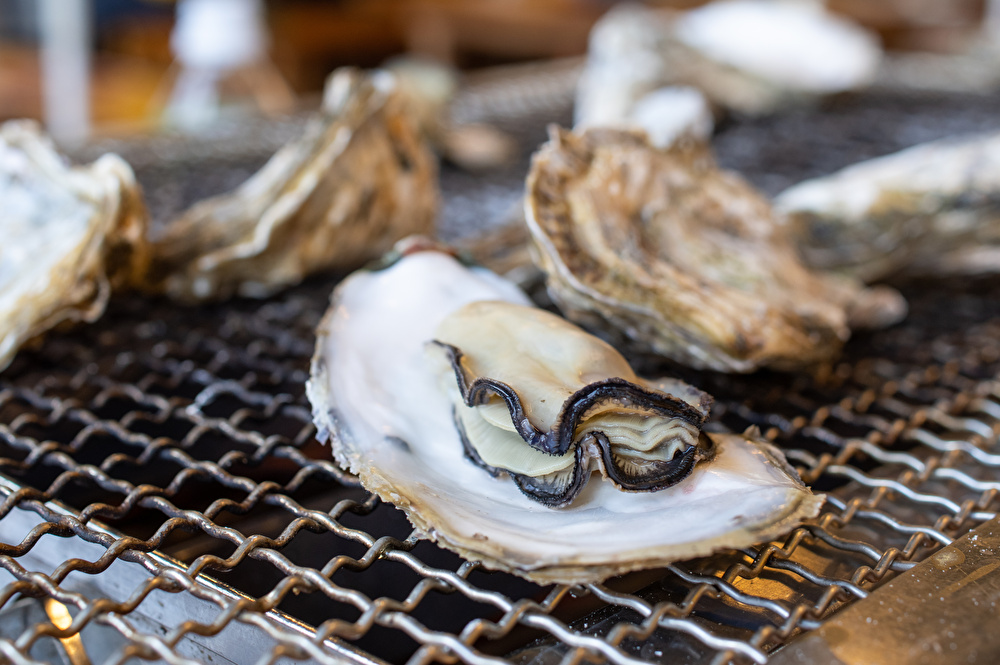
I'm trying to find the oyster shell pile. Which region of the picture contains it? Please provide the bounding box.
[776,131,1000,281]
[0,121,149,372]
[142,67,438,302]
[525,127,906,373]
[307,243,824,584]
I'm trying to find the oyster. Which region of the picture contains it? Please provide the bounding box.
[142,67,438,302]
[525,127,906,373]
[0,121,149,372]
[776,131,1000,281]
[307,243,824,584]
[670,0,880,111]
[575,1,880,121]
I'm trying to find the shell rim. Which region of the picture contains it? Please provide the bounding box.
[307,287,825,584]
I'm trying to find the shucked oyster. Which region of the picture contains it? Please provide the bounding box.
[525,127,906,373]
[307,243,824,584]
[0,121,149,372]
[142,67,438,302]
[776,131,1000,281]
[432,300,712,507]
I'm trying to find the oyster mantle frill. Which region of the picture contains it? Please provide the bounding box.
[307,245,824,584]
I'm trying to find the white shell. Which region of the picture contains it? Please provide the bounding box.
[575,1,880,119]
[776,131,1000,280]
[307,247,824,584]
[0,121,148,372]
[674,0,880,95]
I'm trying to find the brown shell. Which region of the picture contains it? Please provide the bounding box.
[525,127,904,372]
[142,67,439,302]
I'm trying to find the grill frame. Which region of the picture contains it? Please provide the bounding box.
[3,69,1000,665]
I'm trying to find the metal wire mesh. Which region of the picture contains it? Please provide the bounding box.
[3,71,1000,665]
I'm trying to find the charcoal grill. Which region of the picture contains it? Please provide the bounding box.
[3,64,1000,665]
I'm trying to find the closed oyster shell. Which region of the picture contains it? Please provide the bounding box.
[0,121,149,372]
[776,131,1000,281]
[142,67,438,302]
[307,244,824,584]
[525,127,905,373]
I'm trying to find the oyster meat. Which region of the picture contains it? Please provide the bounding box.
[776,131,1000,281]
[0,121,149,372]
[525,127,906,373]
[432,300,712,507]
[142,67,438,302]
[307,243,824,584]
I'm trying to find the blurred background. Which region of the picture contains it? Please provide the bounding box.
[0,0,996,143]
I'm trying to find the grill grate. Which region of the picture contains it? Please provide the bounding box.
[3,77,1000,665]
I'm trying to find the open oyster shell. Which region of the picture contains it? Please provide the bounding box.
[525,127,906,373]
[575,1,880,123]
[0,121,149,372]
[776,131,1000,281]
[307,243,824,584]
[142,67,438,302]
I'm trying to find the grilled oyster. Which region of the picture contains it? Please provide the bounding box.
[776,131,1000,281]
[576,1,880,121]
[624,86,715,149]
[525,127,906,373]
[307,242,824,584]
[432,300,712,507]
[142,67,438,302]
[0,121,149,372]
[669,0,880,112]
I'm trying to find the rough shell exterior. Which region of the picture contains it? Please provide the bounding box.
[142,67,438,302]
[776,131,1000,281]
[525,127,905,373]
[0,121,149,371]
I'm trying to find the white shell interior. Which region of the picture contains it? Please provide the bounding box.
[0,122,132,370]
[675,0,880,92]
[308,250,824,583]
[776,131,1000,221]
[0,142,96,316]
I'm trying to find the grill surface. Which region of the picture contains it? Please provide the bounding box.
[3,70,1000,665]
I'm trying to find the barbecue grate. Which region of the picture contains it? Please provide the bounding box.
[3,74,1000,665]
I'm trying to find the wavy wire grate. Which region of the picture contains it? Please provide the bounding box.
[3,79,1000,665]
[2,263,1000,665]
